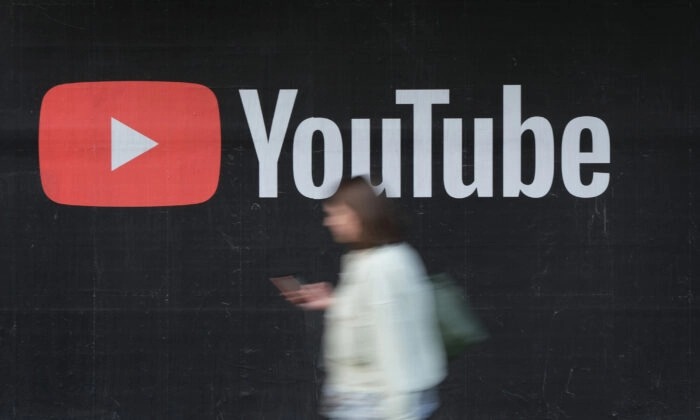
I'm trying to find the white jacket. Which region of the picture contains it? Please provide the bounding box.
[323,243,447,408]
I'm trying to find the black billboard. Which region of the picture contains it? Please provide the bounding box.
[1,1,698,418]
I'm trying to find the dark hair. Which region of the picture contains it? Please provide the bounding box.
[325,176,404,248]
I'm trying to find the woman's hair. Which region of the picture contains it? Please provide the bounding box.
[325,176,404,248]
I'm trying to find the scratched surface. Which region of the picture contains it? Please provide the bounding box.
[0,1,698,419]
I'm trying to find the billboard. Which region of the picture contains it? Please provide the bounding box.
[1,1,697,418]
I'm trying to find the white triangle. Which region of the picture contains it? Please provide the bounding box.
[111,117,159,171]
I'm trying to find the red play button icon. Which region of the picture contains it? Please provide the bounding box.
[39,81,220,207]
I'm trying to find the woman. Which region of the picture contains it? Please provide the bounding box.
[284,177,446,420]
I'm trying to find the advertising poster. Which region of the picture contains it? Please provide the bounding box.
[0,1,697,418]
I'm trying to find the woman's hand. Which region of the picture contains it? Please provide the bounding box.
[282,282,334,311]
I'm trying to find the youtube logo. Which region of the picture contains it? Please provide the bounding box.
[39,82,220,207]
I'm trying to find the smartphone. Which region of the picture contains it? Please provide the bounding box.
[270,275,302,292]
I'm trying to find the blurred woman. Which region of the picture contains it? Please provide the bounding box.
[284,177,446,420]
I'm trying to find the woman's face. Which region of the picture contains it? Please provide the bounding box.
[322,203,362,244]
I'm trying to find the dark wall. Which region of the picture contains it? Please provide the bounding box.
[1,1,698,419]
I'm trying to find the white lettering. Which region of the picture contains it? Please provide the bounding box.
[503,85,554,198]
[239,89,297,197]
[396,89,450,197]
[351,119,402,197]
[561,116,611,198]
[241,87,611,199]
[293,118,343,199]
[443,118,494,198]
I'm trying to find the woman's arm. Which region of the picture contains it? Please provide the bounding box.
[282,282,334,310]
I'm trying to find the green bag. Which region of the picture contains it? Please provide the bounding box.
[430,273,489,359]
